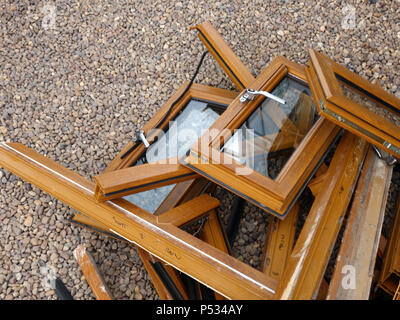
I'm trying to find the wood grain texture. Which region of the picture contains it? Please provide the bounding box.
[308,49,400,158]
[73,245,113,300]
[94,161,197,201]
[106,83,237,171]
[136,247,176,300]
[307,171,328,197]
[191,21,255,90]
[260,202,299,281]
[97,84,236,299]
[185,57,340,218]
[378,192,400,295]
[199,210,230,255]
[71,214,180,299]
[0,142,277,299]
[274,132,368,299]
[327,148,393,300]
[156,194,220,227]
[199,210,230,300]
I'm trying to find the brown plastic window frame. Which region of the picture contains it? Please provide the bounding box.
[379,193,400,295]
[94,83,238,201]
[190,21,255,91]
[97,127,222,300]
[307,49,400,158]
[183,57,341,219]
[105,83,238,172]
[0,21,282,300]
[0,142,278,299]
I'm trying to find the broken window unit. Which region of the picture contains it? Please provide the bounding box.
[94,84,237,203]
[307,49,400,158]
[184,57,340,219]
[0,19,398,301]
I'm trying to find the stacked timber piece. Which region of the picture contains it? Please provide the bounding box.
[0,21,399,300]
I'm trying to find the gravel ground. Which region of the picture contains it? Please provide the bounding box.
[0,0,399,300]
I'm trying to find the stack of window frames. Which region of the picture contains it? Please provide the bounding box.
[0,21,399,300]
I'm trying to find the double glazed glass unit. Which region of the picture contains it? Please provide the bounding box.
[123,98,227,213]
[93,83,237,207]
[183,57,340,219]
[220,75,319,180]
[307,49,400,158]
[94,27,399,221]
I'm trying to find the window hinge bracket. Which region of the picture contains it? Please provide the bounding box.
[240,89,286,105]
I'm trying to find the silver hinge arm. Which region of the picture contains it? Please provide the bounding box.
[138,130,150,148]
[240,89,286,105]
[372,145,397,166]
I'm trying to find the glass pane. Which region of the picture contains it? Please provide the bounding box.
[124,99,226,213]
[335,74,400,127]
[123,184,175,214]
[146,99,224,163]
[221,76,319,179]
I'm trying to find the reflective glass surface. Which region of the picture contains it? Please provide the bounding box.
[124,184,175,214]
[336,74,400,127]
[124,99,225,213]
[221,76,319,179]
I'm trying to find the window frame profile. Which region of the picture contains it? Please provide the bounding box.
[94,83,238,201]
[183,57,341,219]
[307,49,400,158]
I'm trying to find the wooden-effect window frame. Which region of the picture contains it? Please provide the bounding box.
[0,21,281,300]
[190,21,255,91]
[379,193,400,295]
[94,83,238,201]
[105,82,238,171]
[183,57,341,219]
[307,49,400,158]
[0,142,278,299]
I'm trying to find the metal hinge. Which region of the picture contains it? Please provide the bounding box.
[383,141,400,158]
[138,130,150,148]
[372,145,398,166]
[185,215,209,238]
[240,89,286,105]
[319,101,399,163]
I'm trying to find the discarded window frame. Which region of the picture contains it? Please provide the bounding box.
[1,18,399,302]
[94,84,237,206]
[0,142,278,299]
[184,57,341,219]
[275,132,369,299]
[90,28,252,298]
[307,49,400,158]
[73,245,114,300]
[379,195,400,295]
[327,148,393,300]
[190,21,255,91]
[260,202,299,281]
[75,177,218,300]
[72,212,189,299]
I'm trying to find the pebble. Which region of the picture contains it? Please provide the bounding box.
[23,216,33,227]
[13,266,22,273]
